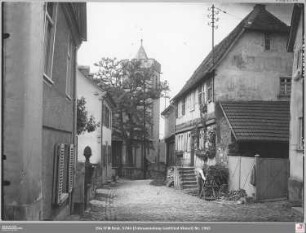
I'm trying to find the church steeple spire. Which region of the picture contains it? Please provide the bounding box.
[134,39,148,60]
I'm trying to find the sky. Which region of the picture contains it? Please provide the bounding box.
[77,2,293,138]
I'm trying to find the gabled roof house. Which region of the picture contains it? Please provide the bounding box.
[172,4,293,169]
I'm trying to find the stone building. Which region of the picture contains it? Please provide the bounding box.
[171,4,293,169]
[2,2,86,220]
[287,3,304,210]
[112,41,161,179]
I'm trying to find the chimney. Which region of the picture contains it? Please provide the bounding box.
[254,4,266,10]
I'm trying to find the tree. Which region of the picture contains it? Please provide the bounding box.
[77,97,100,135]
[93,57,169,165]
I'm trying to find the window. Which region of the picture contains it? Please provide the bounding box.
[296,48,304,74]
[207,79,213,102]
[199,129,205,150]
[175,104,178,118]
[264,33,270,50]
[106,142,112,165]
[296,49,301,69]
[183,133,187,152]
[198,86,202,105]
[298,117,304,150]
[43,3,57,80]
[279,77,291,96]
[190,92,195,111]
[66,36,74,98]
[182,98,185,116]
[186,95,190,110]
[187,132,191,152]
[103,104,111,128]
[198,84,206,106]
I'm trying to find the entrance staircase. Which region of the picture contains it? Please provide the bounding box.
[176,167,198,195]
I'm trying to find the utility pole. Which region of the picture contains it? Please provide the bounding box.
[143,73,147,179]
[208,4,219,102]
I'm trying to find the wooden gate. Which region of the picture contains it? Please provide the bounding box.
[256,157,289,201]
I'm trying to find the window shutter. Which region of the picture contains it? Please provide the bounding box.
[68,144,75,193]
[54,143,66,205]
[53,143,69,205]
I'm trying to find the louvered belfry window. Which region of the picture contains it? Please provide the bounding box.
[53,143,75,205]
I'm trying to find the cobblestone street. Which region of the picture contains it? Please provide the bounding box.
[70,179,303,222]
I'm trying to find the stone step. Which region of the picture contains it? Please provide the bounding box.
[178,167,195,170]
[182,177,197,181]
[180,174,196,180]
[182,183,198,189]
[181,181,197,185]
[179,170,195,175]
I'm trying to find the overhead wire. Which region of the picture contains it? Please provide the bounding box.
[215,6,244,21]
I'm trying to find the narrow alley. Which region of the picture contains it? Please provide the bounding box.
[71,179,302,222]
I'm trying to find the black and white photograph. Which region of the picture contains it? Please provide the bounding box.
[1,1,305,232]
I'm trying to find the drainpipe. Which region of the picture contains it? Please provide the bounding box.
[71,42,79,215]
[101,97,104,184]
[239,156,241,189]
[302,8,305,222]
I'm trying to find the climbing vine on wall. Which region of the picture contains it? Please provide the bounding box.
[204,128,216,159]
[194,126,216,162]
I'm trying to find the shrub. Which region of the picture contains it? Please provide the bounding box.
[206,164,228,186]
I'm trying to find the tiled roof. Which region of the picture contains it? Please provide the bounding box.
[161,104,174,116]
[219,101,290,142]
[287,4,303,52]
[172,4,289,101]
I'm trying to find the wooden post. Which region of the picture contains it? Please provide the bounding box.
[254,154,260,202]
[174,166,179,189]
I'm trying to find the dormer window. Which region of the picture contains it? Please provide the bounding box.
[264,32,271,50]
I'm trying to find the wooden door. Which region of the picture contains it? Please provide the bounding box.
[256,158,289,201]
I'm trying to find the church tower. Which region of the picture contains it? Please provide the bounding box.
[134,40,161,167]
